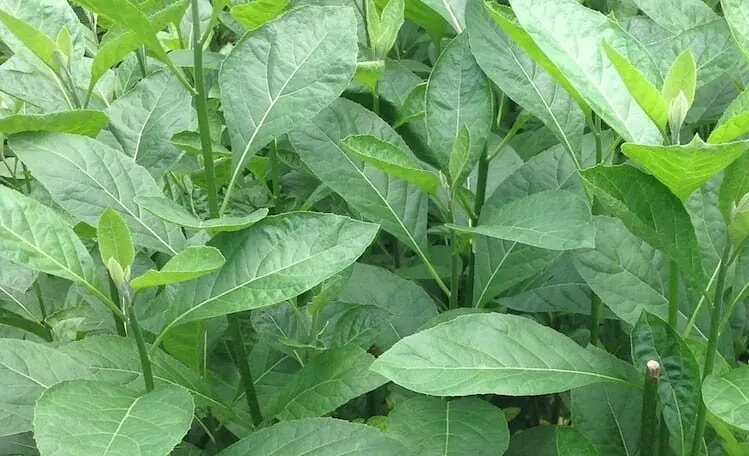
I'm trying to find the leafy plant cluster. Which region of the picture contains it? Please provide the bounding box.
[1,0,749,454]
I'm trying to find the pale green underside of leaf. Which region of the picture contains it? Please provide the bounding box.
[632,0,717,34]
[723,0,749,64]
[131,246,225,290]
[10,132,186,254]
[34,380,194,456]
[0,110,108,137]
[703,366,749,431]
[136,196,268,232]
[420,0,466,32]
[217,418,407,456]
[372,313,638,396]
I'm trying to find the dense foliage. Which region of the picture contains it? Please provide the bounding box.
[1,0,749,454]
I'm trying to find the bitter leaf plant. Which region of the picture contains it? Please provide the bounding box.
[0,0,749,455]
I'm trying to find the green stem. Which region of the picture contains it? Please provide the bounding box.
[487,114,528,162]
[690,244,732,456]
[191,0,218,219]
[227,316,263,427]
[449,199,460,309]
[372,82,380,116]
[108,275,126,337]
[32,281,46,321]
[668,261,679,327]
[126,290,154,392]
[269,140,281,211]
[136,47,148,78]
[640,360,660,456]
[588,113,604,345]
[466,146,489,307]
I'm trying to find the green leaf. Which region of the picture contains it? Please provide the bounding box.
[0,339,88,436]
[369,0,404,58]
[722,0,749,64]
[97,207,135,270]
[106,71,196,178]
[426,32,492,172]
[448,125,471,189]
[603,40,668,131]
[708,89,749,144]
[230,0,289,31]
[571,383,642,456]
[420,0,465,32]
[0,186,108,302]
[156,213,377,335]
[621,137,747,201]
[10,132,186,254]
[0,10,59,70]
[632,0,718,34]
[272,346,386,421]
[508,0,662,144]
[0,111,108,137]
[506,426,597,456]
[632,311,701,455]
[219,5,357,207]
[0,307,52,341]
[729,194,749,246]
[581,165,706,288]
[385,396,510,456]
[720,154,749,223]
[337,263,438,350]
[372,313,638,396]
[135,196,268,232]
[662,48,697,106]
[703,365,749,431]
[341,134,440,194]
[330,305,391,349]
[34,381,194,456]
[0,0,84,60]
[217,418,407,456]
[466,0,585,158]
[450,190,595,250]
[171,130,231,157]
[130,246,225,289]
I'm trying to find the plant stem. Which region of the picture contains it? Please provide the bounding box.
[640,360,660,456]
[588,113,604,345]
[227,316,263,427]
[108,275,126,337]
[372,82,380,116]
[32,281,46,321]
[487,113,528,161]
[269,140,281,211]
[449,198,460,309]
[690,244,732,456]
[126,291,154,392]
[136,46,148,78]
[466,146,489,307]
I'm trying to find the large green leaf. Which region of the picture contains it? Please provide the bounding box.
[0,339,88,436]
[723,0,749,63]
[709,89,749,144]
[336,263,438,349]
[465,0,584,157]
[571,383,642,456]
[632,311,701,455]
[0,0,84,61]
[107,71,196,178]
[372,313,638,396]
[289,99,432,273]
[508,0,662,144]
[155,213,377,338]
[505,426,597,456]
[135,196,268,233]
[450,190,594,250]
[0,186,108,302]
[0,111,108,137]
[622,139,747,202]
[219,5,357,208]
[130,246,225,290]
[632,0,717,34]
[230,0,289,31]
[425,32,492,174]
[34,381,194,456]
[10,132,186,254]
[217,418,407,456]
[687,175,728,273]
[272,346,386,421]
[385,396,510,456]
[703,365,749,431]
[581,165,706,288]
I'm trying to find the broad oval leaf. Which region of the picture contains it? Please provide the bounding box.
[217,417,407,456]
[703,365,749,431]
[34,381,194,456]
[622,137,747,201]
[371,313,638,396]
[155,213,378,337]
[723,0,749,64]
[506,426,597,456]
[572,383,642,456]
[0,111,108,137]
[135,196,268,233]
[449,190,594,250]
[219,5,357,205]
[97,207,135,270]
[10,132,186,254]
[130,246,225,290]
[385,396,510,456]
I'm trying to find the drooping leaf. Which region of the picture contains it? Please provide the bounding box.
[230,0,288,31]
[505,426,598,456]
[426,32,492,172]
[135,196,268,233]
[217,418,407,456]
[631,0,717,34]
[508,0,662,144]
[621,137,747,201]
[341,135,440,194]
[106,71,196,178]
[155,213,378,337]
[632,311,701,455]
[219,5,357,204]
[34,381,194,456]
[449,190,594,250]
[272,346,386,421]
[709,89,749,144]
[703,365,749,431]
[0,111,108,137]
[385,396,510,456]
[97,207,135,270]
[10,132,186,254]
[130,246,225,290]
[581,164,706,288]
[372,313,638,396]
[0,339,88,436]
